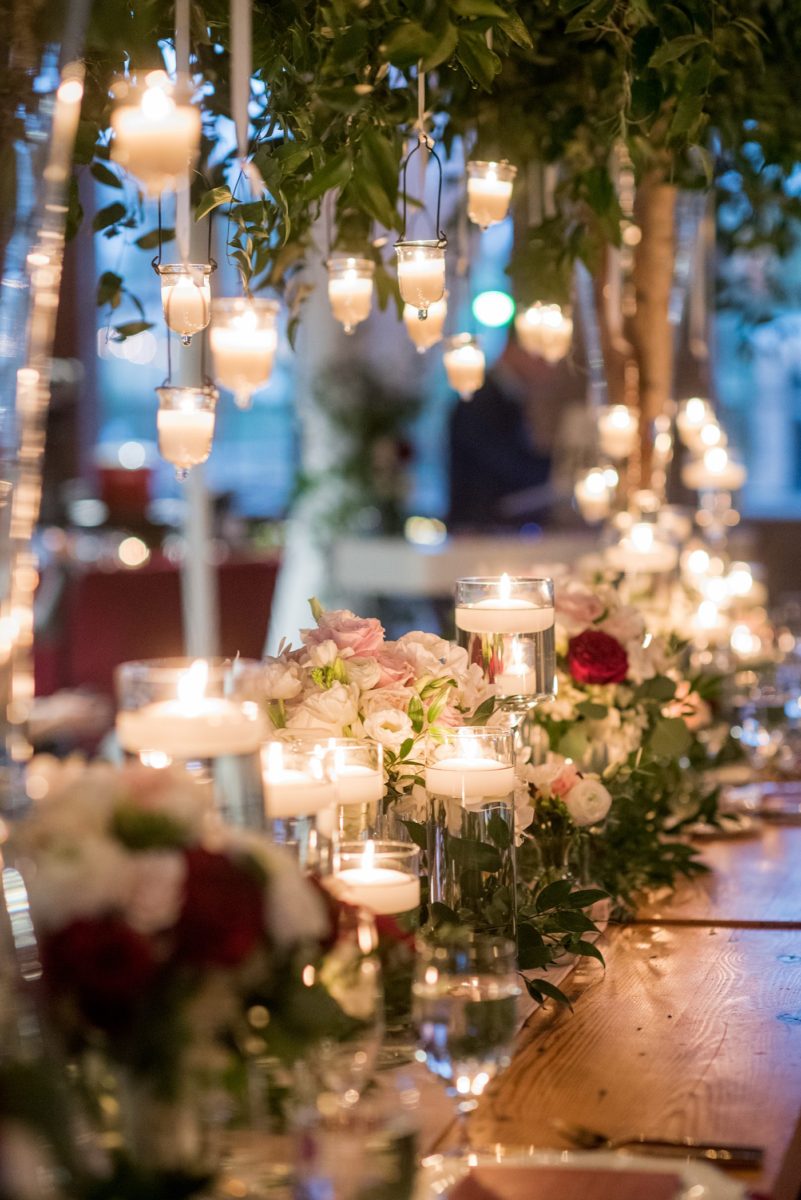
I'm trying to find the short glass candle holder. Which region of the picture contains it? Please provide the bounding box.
[403,295,447,353]
[156,384,218,480]
[466,160,517,230]
[394,240,446,319]
[115,657,268,827]
[424,729,517,940]
[158,263,212,344]
[443,334,485,400]
[325,839,421,1042]
[261,740,337,870]
[210,297,280,410]
[454,575,556,711]
[574,466,615,524]
[326,256,375,334]
[110,70,201,196]
[597,404,639,461]
[514,302,573,363]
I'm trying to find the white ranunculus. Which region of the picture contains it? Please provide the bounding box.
[345,656,382,691]
[125,850,187,934]
[363,708,415,751]
[286,682,360,736]
[563,778,612,827]
[263,656,304,701]
[23,836,135,930]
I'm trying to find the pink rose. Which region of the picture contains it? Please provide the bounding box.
[376,645,415,687]
[555,583,605,632]
[303,609,385,657]
[550,761,581,797]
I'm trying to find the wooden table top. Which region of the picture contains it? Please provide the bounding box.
[633,824,801,929]
[413,823,801,1197]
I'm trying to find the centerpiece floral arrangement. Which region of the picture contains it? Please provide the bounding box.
[520,578,721,909]
[3,758,369,1197]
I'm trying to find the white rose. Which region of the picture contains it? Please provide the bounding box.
[345,656,382,691]
[263,656,303,701]
[286,682,359,736]
[363,708,414,751]
[125,850,187,934]
[563,778,612,827]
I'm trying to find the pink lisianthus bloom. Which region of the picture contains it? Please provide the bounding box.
[555,582,606,633]
[375,644,416,687]
[303,609,385,657]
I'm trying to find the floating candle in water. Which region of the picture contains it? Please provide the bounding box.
[454,573,555,634]
[329,839,421,915]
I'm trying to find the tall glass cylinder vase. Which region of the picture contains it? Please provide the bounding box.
[115,658,269,829]
[424,729,517,939]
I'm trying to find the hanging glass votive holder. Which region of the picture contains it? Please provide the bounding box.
[209,297,280,410]
[403,294,447,353]
[327,256,374,334]
[395,136,447,320]
[515,302,573,363]
[158,263,212,344]
[156,384,218,481]
[597,404,639,461]
[466,160,517,230]
[443,333,485,400]
[110,70,201,196]
[676,396,713,451]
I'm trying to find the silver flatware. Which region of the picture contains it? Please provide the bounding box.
[551,1119,764,1170]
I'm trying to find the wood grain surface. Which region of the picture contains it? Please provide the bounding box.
[634,824,801,928]
[455,924,801,1199]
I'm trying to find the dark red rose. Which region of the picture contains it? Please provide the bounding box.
[175,847,265,967]
[43,916,156,1031]
[567,629,629,685]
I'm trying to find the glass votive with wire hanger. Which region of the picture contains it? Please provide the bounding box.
[443,333,485,400]
[395,241,446,319]
[110,69,200,196]
[157,263,212,344]
[404,294,447,352]
[466,160,517,230]
[155,383,218,480]
[210,297,280,410]
[326,256,375,334]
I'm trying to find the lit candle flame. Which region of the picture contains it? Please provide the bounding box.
[264,741,284,778]
[362,839,376,872]
[141,78,174,122]
[629,523,654,554]
[177,659,208,710]
[499,573,511,601]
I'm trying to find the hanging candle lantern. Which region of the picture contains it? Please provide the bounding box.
[466,160,517,230]
[404,295,447,353]
[209,297,280,410]
[156,385,218,481]
[514,302,573,363]
[158,264,212,345]
[676,396,713,450]
[111,70,200,196]
[326,256,374,335]
[574,467,614,524]
[443,334,485,400]
[597,404,639,461]
[395,136,447,320]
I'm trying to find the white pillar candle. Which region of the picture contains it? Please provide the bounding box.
[328,274,373,332]
[162,275,210,339]
[157,408,215,471]
[682,448,747,492]
[467,176,513,229]
[116,660,266,758]
[329,842,420,915]
[397,255,446,311]
[425,757,515,800]
[404,298,446,351]
[333,763,384,806]
[598,405,638,460]
[111,83,200,196]
[210,323,277,404]
[444,342,485,399]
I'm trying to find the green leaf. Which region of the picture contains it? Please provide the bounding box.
[408,693,425,734]
[524,975,571,1010]
[348,169,399,230]
[360,128,399,201]
[422,21,459,70]
[113,320,153,339]
[536,878,573,911]
[649,716,693,759]
[566,888,608,908]
[135,226,174,250]
[96,270,122,308]
[576,700,608,720]
[466,696,497,725]
[552,909,597,934]
[382,21,435,68]
[499,13,533,48]
[90,160,123,188]
[194,186,233,221]
[92,201,127,232]
[456,28,500,90]
[635,675,677,702]
[447,835,502,872]
[487,813,512,849]
[398,737,415,759]
[304,150,352,202]
[574,939,605,965]
[399,818,428,851]
[648,34,708,71]
[450,0,508,15]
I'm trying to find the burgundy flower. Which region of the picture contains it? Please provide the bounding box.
[374,913,416,951]
[174,847,265,967]
[567,629,629,685]
[43,916,156,1031]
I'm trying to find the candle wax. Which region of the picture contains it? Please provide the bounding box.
[117,697,266,759]
[467,176,513,228]
[397,256,446,310]
[444,345,485,399]
[329,866,421,915]
[455,600,555,635]
[210,325,277,396]
[328,276,373,329]
[163,277,210,336]
[425,757,515,800]
[333,763,384,806]
[112,103,200,195]
[263,768,337,819]
[404,300,446,350]
[157,409,215,470]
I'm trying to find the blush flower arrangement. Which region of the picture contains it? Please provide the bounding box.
[262,600,495,801]
[522,579,721,908]
[9,758,367,1193]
